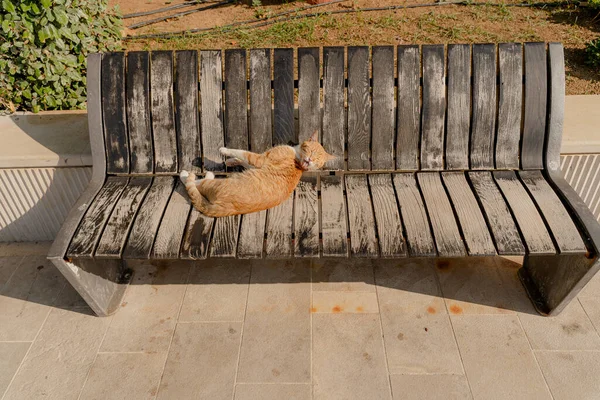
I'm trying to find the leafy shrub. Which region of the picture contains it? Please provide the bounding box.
[586,38,600,68]
[588,0,600,9]
[0,0,122,113]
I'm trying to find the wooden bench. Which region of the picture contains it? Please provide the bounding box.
[49,43,600,317]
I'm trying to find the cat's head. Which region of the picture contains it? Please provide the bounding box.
[298,130,336,171]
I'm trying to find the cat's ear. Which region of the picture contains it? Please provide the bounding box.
[309,130,319,142]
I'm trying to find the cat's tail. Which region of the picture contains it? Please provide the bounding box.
[180,170,213,215]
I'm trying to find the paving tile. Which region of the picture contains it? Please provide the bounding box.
[179,261,250,322]
[0,256,23,289]
[452,315,552,400]
[79,352,166,400]
[0,242,51,257]
[580,272,600,298]
[437,257,532,315]
[0,255,64,341]
[234,384,311,400]
[375,260,463,374]
[157,322,241,400]
[312,259,375,292]
[313,313,391,400]
[311,291,378,313]
[579,296,600,334]
[518,300,600,350]
[99,261,189,352]
[0,342,30,398]
[53,281,88,308]
[535,350,600,400]
[390,374,472,400]
[237,261,311,383]
[2,307,111,400]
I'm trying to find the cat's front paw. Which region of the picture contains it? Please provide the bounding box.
[180,170,189,184]
[219,147,230,157]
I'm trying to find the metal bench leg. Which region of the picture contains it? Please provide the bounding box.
[519,253,599,316]
[49,257,133,317]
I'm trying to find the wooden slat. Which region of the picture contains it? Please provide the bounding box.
[298,47,320,143]
[445,44,471,170]
[320,175,348,257]
[496,43,523,169]
[396,45,421,171]
[210,215,240,257]
[95,177,152,258]
[522,42,547,170]
[249,49,272,153]
[273,48,295,145]
[200,50,225,172]
[371,46,395,170]
[322,47,345,170]
[101,53,129,174]
[493,170,555,254]
[225,49,249,151]
[175,50,201,173]
[67,177,128,257]
[368,174,406,257]
[237,211,266,259]
[123,177,175,259]
[152,182,192,259]
[392,173,436,257]
[545,43,566,172]
[266,195,294,257]
[126,52,153,174]
[442,172,496,256]
[150,51,178,173]
[180,208,214,260]
[345,174,378,257]
[469,171,526,255]
[347,46,371,171]
[294,175,319,257]
[418,172,466,257]
[470,44,497,169]
[520,171,586,254]
[421,45,446,170]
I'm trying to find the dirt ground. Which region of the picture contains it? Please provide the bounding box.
[113,0,600,95]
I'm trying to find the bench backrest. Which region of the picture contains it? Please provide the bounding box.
[91,42,565,175]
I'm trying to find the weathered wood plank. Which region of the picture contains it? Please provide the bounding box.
[322,47,345,170]
[298,47,320,143]
[520,170,586,254]
[496,43,523,169]
[101,53,129,173]
[445,44,471,170]
[469,171,526,255]
[522,42,547,170]
[67,177,129,257]
[493,170,555,254]
[237,211,266,259]
[200,50,225,172]
[95,177,152,258]
[392,173,436,257]
[150,51,178,173]
[421,45,446,170]
[152,182,192,259]
[273,48,295,146]
[396,45,421,171]
[345,174,378,257]
[417,172,466,257]
[210,215,240,257]
[368,174,406,257]
[123,177,175,259]
[180,207,214,260]
[126,52,153,174]
[320,175,348,257]
[249,49,272,153]
[175,50,201,173]
[265,194,294,257]
[371,46,395,170]
[347,46,371,171]
[545,43,566,173]
[225,49,249,151]
[442,172,496,256]
[294,175,319,257]
[470,44,497,169]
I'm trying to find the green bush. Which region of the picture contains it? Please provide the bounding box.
[0,0,122,113]
[588,0,600,9]
[586,38,600,68]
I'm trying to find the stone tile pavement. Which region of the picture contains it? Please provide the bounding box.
[1,242,600,400]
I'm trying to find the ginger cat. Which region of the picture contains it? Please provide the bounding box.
[180,131,335,217]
